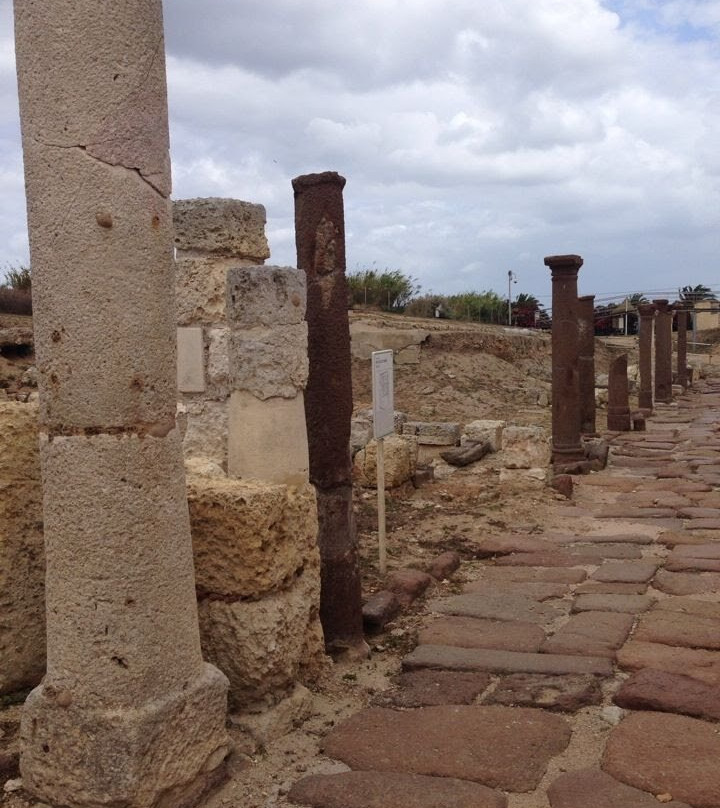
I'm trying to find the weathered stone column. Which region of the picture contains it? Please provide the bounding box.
[577,294,596,435]
[293,172,365,656]
[545,255,584,465]
[14,3,229,806]
[675,302,689,389]
[607,354,632,431]
[653,299,673,403]
[637,303,656,411]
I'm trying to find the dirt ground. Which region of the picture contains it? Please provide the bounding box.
[0,309,692,808]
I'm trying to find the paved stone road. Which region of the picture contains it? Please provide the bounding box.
[289,377,720,808]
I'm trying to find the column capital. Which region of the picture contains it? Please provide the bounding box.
[544,254,583,275]
[578,294,595,304]
[653,298,671,313]
[292,171,346,192]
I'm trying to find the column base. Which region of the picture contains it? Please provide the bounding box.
[607,412,632,432]
[21,663,229,808]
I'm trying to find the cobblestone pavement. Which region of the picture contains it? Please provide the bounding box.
[289,377,720,808]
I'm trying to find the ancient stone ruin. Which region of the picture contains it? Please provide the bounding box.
[653,299,673,404]
[675,301,689,389]
[293,172,365,657]
[13,2,229,805]
[577,294,596,435]
[607,354,632,431]
[637,302,655,412]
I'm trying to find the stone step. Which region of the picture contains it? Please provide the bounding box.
[548,768,691,808]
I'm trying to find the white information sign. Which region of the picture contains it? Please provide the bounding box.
[371,350,395,439]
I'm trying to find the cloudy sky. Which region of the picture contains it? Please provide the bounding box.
[1,0,719,308]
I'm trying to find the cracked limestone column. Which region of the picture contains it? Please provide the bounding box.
[292,172,366,657]
[653,299,673,404]
[637,303,656,412]
[577,294,596,435]
[675,302,689,389]
[607,354,632,431]
[545,255,585,466]
[14,3,229,806]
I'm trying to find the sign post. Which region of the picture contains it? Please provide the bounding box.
[371,350,394,574]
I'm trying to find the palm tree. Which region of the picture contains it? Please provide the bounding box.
[679,284,716,302]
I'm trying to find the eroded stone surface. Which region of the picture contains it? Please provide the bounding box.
[374,669,492,708]
[430,593,562,624]
[634,608,720,651]
[542,611,634,658]
[419,616,544,652]
[590,560,658,583]
[572,594,654,614]
[603,712,720,807]
[488,673,603,712]
[653,570,720,595]
[617,641,720,685]
[322,706,571,792]
[288,771,507,808]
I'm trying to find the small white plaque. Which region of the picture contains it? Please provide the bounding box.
[372,350,395,439]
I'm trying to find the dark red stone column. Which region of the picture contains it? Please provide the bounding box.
[653,299,673,404]
[637,303,655,411]
[578,294,596,435]
[607,354,631,431]
[675,302,689,389]
[545,255,584,464]
[292,171,365,657]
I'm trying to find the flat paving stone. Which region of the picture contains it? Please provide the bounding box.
[322,706,571,792]
[562,544,643,559]
[471,535,550,557]
[672,542,720,559]
[645,480,712,492]
[541,611,634,658]
[571,594,654,614]
[683,518,720,531]
[653,569,720,595]
[665,555,720,572]
[419,615,544,652]
[617,641,720,685]
[617,492,692,508]
[403,644,613,677]
[548,767,692,808]
[575,581,648,595]
[602,711,720,808]
[373,669,492,708]
[487,673,602,712]
[590,560,658,583]
[594,506,678,519]
[657,597,720,620]
[493,552,599,568]
[548,532,655,545]
[429,593,563,624]
[656,530,720,546]
[634,609,720,651]
[678,506,720,519]
[463,581,569,600]
[613,668,720,722]
[288,771,508,808]
[479,567,587,584]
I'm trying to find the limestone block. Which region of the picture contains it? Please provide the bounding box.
[499,467,548,483]
[227,266,306,328]
[596,388,609,407]
[350,416,373,456]
[353,435,418,488]
[178,399,228,469]
[228,390,309,486]
[177,326,205,393]
[173,198,270,259]
[0,402,45,695]
[349,323,430,361]
[175,253,252,326]
[187,475,319,600]
[395,345,421,365]
[462,419,506,452]
[198,569,324,708]
[229,323,309,400]
[596,373,609,388]
[206,326,230,395]
[356,408,407,434]
[402,421,461,446]
[501,426,551,469]
[21,662,229,808]
[231,684,316,749]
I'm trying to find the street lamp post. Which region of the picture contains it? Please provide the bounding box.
[507,270,516,326]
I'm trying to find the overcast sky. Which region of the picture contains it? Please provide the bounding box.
[1,0,718,307]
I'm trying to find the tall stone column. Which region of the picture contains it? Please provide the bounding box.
[577,294,596,435]
[292,172,365,657]
[675,302,689,389]
[14,3,229,806]
[637,303,656,411]
[607,354,632,431]
[545,255,584,465]
[653,299,673,404]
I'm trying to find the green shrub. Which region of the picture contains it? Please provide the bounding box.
[347,268,420,311]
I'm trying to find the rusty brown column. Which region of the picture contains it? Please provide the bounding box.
[676,302,689,389]
[654,299,673,403]
[578,294,596,435]
[607,354,632,431]
[293,171,365,657]
[637,303,656,411]
[545,254,584,464]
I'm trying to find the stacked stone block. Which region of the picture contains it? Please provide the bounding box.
[174,198,270,469]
